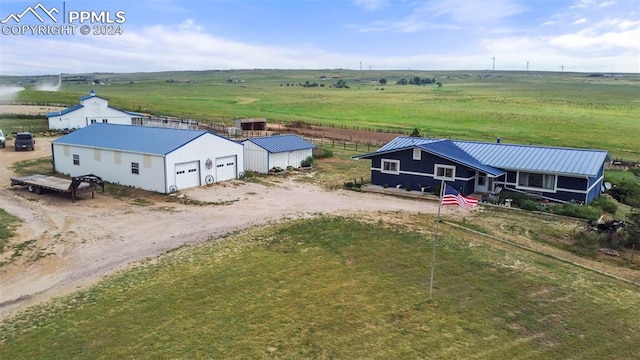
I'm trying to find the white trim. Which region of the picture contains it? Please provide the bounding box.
[516,171,557,193]
[587,175,605,193]
[434,164,455,181]
[369,167,474,181]
[413,148,421,160]
[381,159,400,175]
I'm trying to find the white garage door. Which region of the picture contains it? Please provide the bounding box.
[215,155,237,182]
[175,161,200,190]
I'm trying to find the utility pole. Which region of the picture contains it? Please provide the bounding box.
[526,60,529,72]
[491,57,495,71]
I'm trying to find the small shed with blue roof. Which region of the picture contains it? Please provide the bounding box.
[52,123,244,193]
[242,134,316,173]
[353,136,610,204]
[47,90,143,131]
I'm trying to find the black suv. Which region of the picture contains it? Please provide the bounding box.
[14,132,35,151]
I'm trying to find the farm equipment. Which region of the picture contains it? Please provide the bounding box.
[574,219,625,235]
[11,174,104,202]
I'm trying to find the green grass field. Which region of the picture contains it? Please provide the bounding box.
[3,69,639,159]
[1,215,638,359]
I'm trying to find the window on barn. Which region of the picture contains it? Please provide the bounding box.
[73,154,80,166]
[102,119,108,123]
[90,119,97,124]
[413,148,421,160]
[381,159,400,175]
[517,172,556,191]
[131,162,139,175]
[435,164,455,180]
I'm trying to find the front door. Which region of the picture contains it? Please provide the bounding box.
[476,172,490,193]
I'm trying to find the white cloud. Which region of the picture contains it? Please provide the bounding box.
[574,18,588,24]
[597,1,617,8]
[354,0,388,11]
[422,0,528,24]
[178,19,202,31]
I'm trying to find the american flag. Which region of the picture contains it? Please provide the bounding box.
[441,184,478,209]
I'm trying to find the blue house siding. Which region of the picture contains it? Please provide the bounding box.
[354,136,610,204]
[586,165,606,203]
[500,171,597,203]
[367,149,478,195]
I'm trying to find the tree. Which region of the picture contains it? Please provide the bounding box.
[624,209,640,248]
[410,128,422,137]
[335,79,349,88]
[379,78,387,85]
[397,78,408,85]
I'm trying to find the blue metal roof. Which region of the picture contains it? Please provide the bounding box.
[454,140,609,177]
[419,140,504,176]
[47,104,84,117]
[354,136,609,177]
[52,123,210,155]
[245,134,316,153]
[46,105,141,118]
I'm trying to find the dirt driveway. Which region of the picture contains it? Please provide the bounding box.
[0,137,453,320]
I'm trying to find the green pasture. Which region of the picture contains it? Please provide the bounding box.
[3,69,639,159]
[1,215,638,359]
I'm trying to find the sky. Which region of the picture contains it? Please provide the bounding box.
[0,0,638,75]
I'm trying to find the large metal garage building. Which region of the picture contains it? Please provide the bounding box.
[51,123,244,193]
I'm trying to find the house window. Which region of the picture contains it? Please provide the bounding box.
[131,162,139,175]
[413,148,421,160]
[90,119,97,124]
[73,154,80,166]
[102,119,108,123]
[381,159,400,174]
[517,172,556,191]
[435,164,455,180]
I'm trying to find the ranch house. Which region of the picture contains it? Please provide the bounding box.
[47,90,143,131]
[51,123,244,193]
[353,137,610,204]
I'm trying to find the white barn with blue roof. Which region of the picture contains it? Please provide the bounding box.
[242,134,316,174]
[353,137,610,204]
[52,123,244,193]
[47,90,143,131]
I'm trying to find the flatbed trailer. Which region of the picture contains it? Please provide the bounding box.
[10,174,105,202]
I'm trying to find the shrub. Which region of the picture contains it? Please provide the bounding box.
[607,177,640,208]
[590,196,618,214]
[312,147,333,159]
[300,156,314,168]
[549,203,601,220]
[519,199,539,211]
[501,191,530,208]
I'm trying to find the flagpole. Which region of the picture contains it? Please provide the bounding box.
[429,179,445,300]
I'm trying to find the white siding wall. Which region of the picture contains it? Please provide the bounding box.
[165,133,244,192]
[48,97,134,130]
[53,132,244,194]
[269,149,313,170]
[242,141,269,173]
[52,144,166,193]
